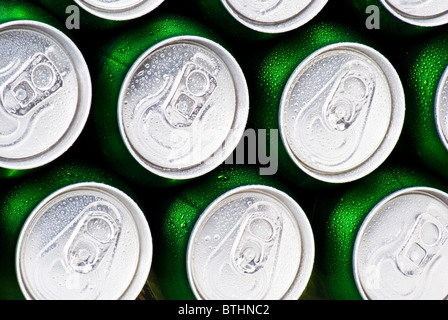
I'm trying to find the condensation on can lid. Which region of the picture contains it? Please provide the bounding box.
[16,182,153,300]
[118,36,249,180]
[381,0,448,27]
[353,187,448,300]
[0,21,91,171]
[75,0,165,21]
[186,185,315,300]
[435,64,448,151]
[221,0,329,33]
[280,42,405,184]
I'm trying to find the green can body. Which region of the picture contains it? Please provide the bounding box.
[0,0,60,25]
[0,160,146,299]
[91,14,236,188]
[395,33,448,179]
[314,165,447,300]
[152,164,313,300]
[247,20,384,189]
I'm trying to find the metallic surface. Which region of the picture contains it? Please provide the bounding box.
[435,65,448,153]
[187,185,314,300]
[382,0,448,26]
[0,20,91,171]
[221,0,329,33]
[280,42,405,183]
[119,36,249,180]
[354,187,448,300]
[75,0,165,20]
[16,182,152,300]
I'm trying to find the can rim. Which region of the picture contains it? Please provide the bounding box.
[221,0,329,33]
[0,20,91,171]
[186,184,315,300]
[279,42,405,184]
[380,0,448,27]
[352,186,448,300]
[435,64,448,151]
[15,182,153,300]
[74,0,165,21]
[118,35,249,180]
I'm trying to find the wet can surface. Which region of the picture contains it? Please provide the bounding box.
[354,187,448,300]
[93,15,249,186]
[0,20,91,175]
[380,0,448,27]
[219,0,329,34]
[396,32,448,179]
[187,185,314,300]
[343,0,429,38]
[249,21,405,187]
[34,0,165,31]
[74,0,165,21]
[280,42,404,184]
[189,0,330,42]
[153,164,315,300]
[119,35,248,181]
[16,182,153,300]
[0,161,155,300]
[315,165,448,300]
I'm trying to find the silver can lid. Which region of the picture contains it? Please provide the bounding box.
[75,0,165,21]
[16,182,153,300]
[381,0,448,27]
[187,185,315,300]
[0,21,91,171]
[435,65,448,150]
[354,187,448,300]
[119,36,249,180]
[280,42,405,183]
[221,0,329,33]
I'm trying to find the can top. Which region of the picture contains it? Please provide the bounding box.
[436,65,448,151]
[119,36,249,180]
[221,0,329,33]
[187,185,315,300]
[0,21,91,171]
[381,0,448,27]
[75,0,165,21]
[16,182,152,300]
[280,42,405,183]
[354,187,448,300]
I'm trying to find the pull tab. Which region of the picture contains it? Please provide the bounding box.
[323,60,376,131]
[1,53,63,116]
[231,201,282,275]
[293,58,376,168]
[163,55,218,128]
[65,201,121,274]
[396,212,448,276]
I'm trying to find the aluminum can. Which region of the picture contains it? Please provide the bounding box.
[34,0,165,29]
[249,21,405,187]
[153,164,315,300]
[73,0,165,21]
[0,1,92,179]
[315,165,448,300]
[379,0,448,27]
[394,32,448,179]
[0,160,154,300]
[92,15,249,187]
[343,0,434,37]
[190,0,329,41]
